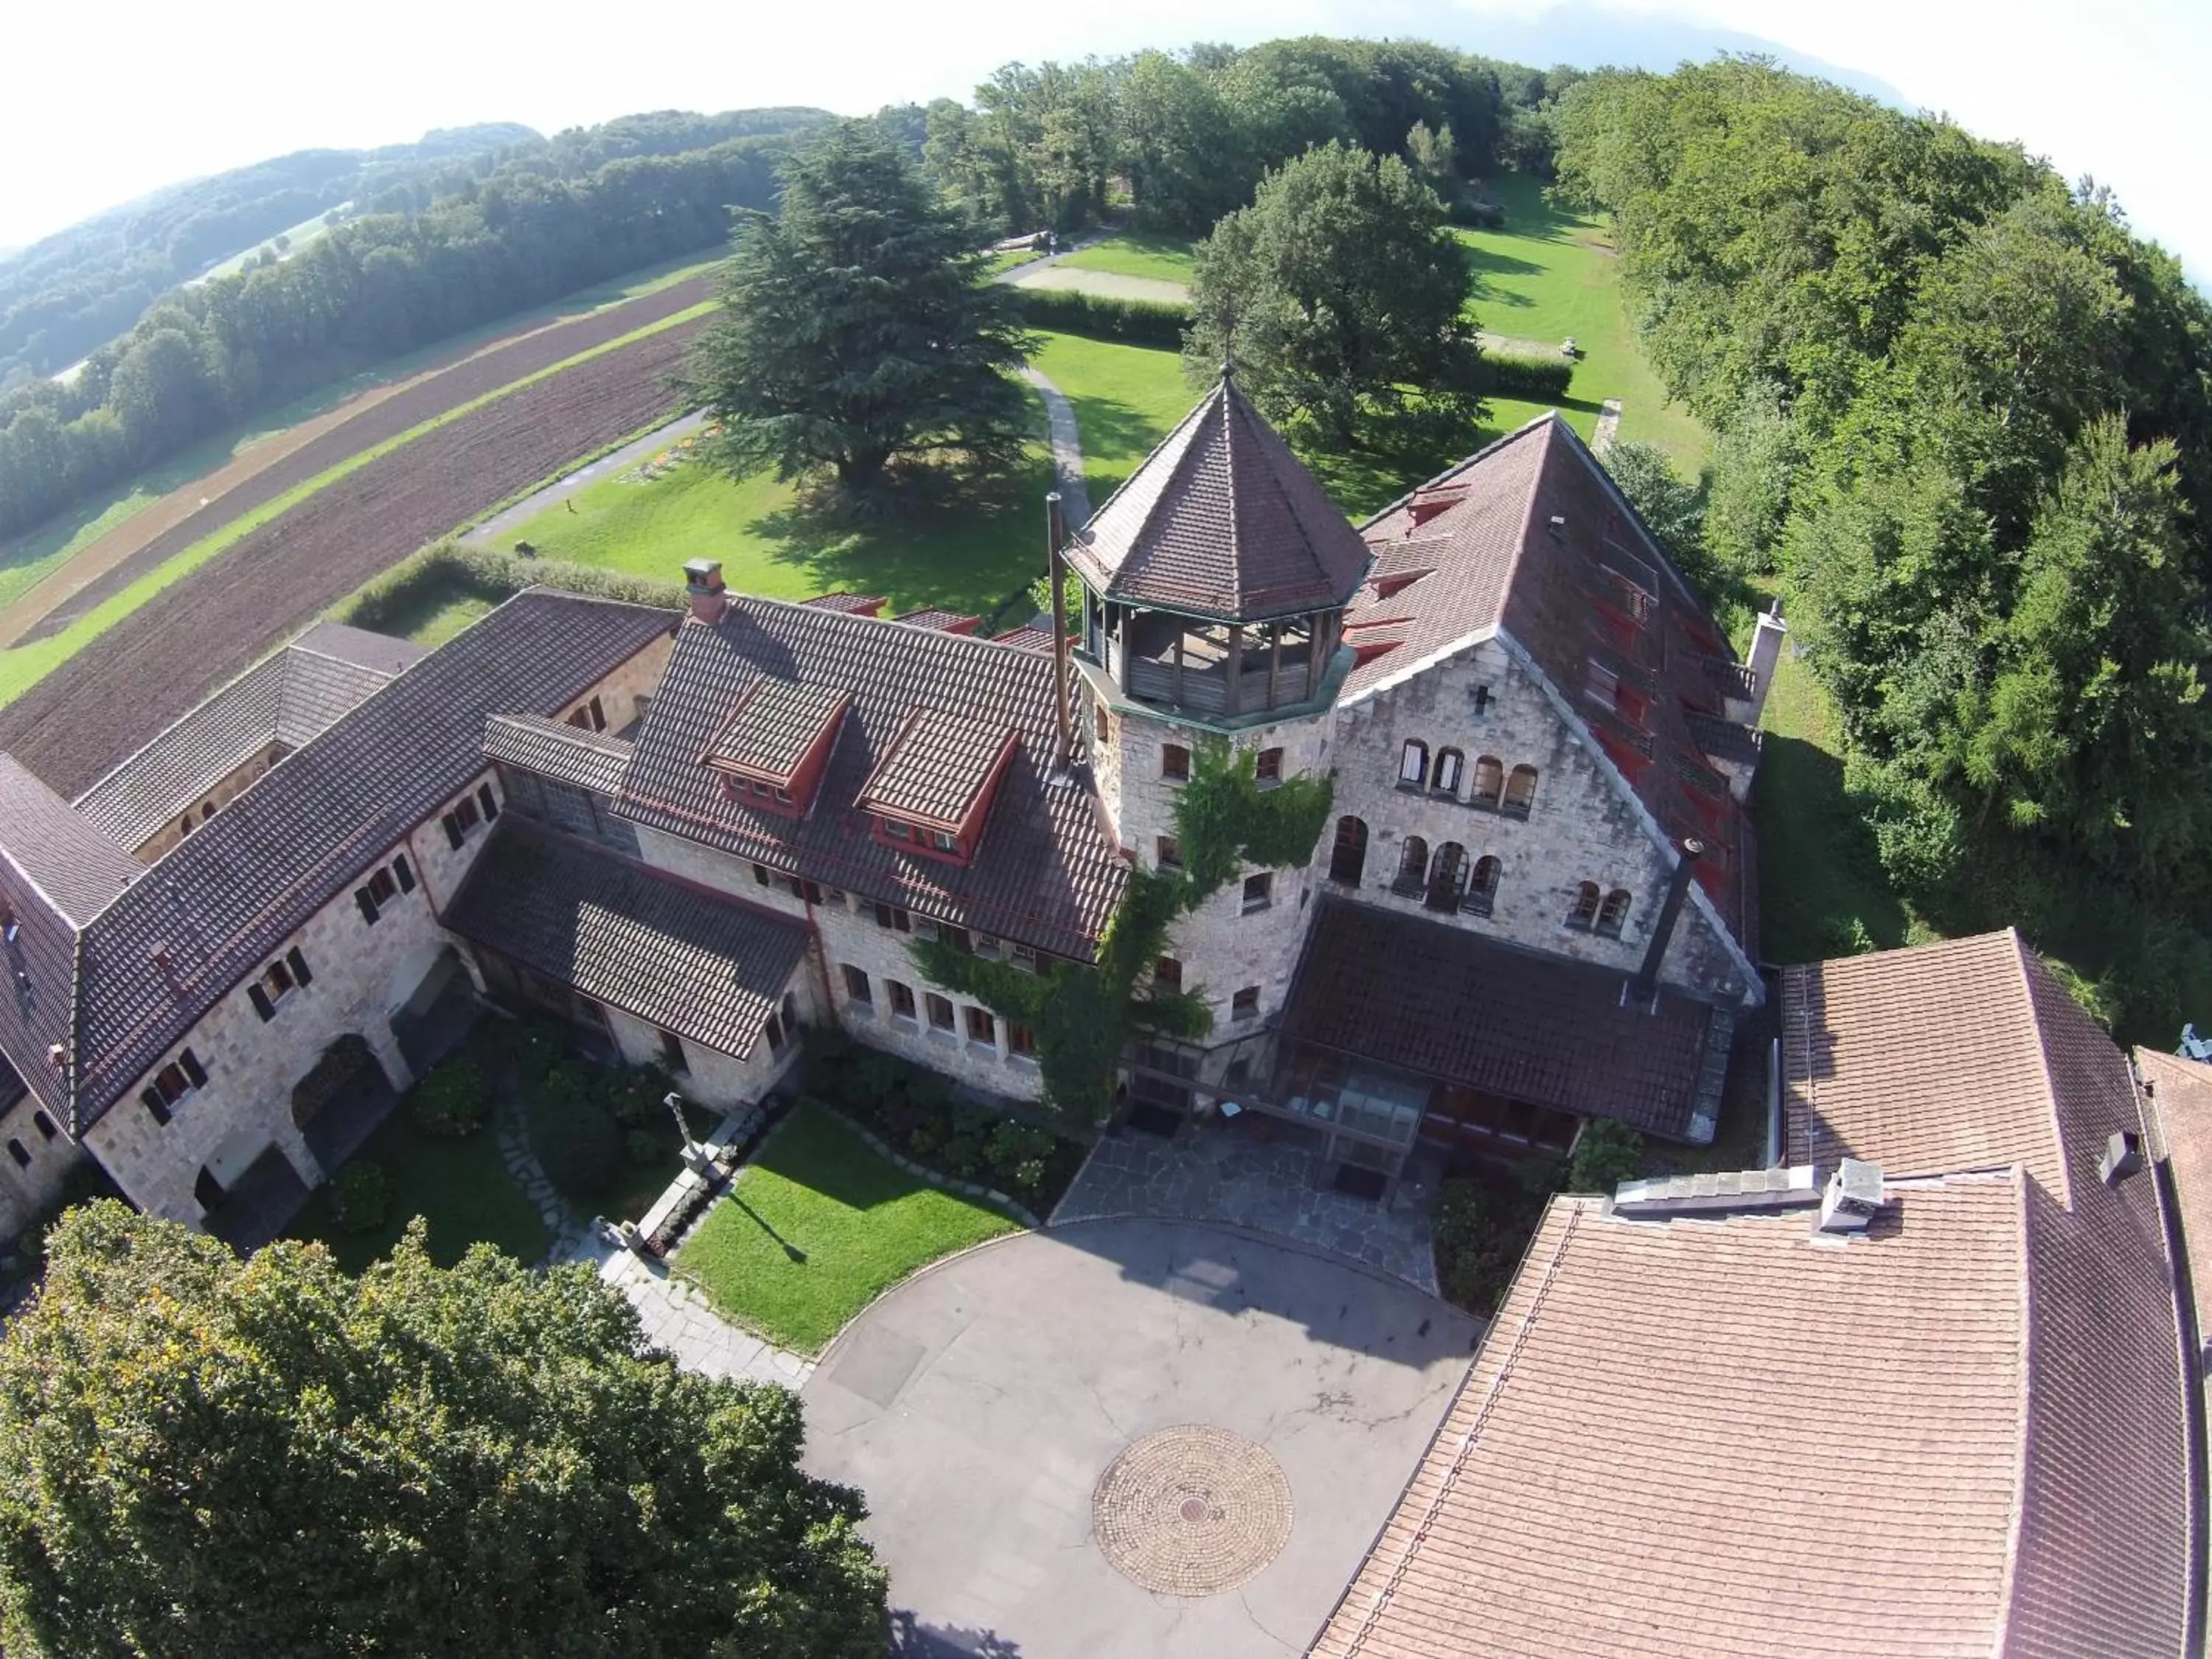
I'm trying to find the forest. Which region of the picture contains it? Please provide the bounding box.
[1554,58,2212,1032]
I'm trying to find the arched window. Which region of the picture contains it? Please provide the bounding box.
[1433,748,1464,796]
[1464,855,1502,917]
[1394,836,1430,895]
[1329,815,1369,886]
[1566,881,1601,929]
[4,1139,25,1170]
[1504,765,1540,817]
[1597,888,1633,937]
[1399,740,1430,787]
[1471,756,1504,807]
[1426,843,1467,912]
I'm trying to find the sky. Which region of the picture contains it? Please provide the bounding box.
[4,0,2205,279]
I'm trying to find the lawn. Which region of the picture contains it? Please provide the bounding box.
[674,1106,1020,1354]
[1059,232,1197,285]
[1029,330,1196,501]
[288,1105,549,1276]
[1458,173,1709,471]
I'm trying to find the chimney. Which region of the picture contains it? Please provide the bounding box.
[1745,599,1788,726]
[1628,838,1703,1006]
[2100,1129,2145,1185]
[1045,492,1074,766]
[683,559,728,627]
[1814,1158,1884,1235]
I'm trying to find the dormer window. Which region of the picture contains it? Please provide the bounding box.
[703,680,852,820]
[857,709,1020,867]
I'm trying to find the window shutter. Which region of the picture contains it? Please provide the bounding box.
[248,984,274,1022]
[443,813,464,850]
[356,888,380,925]
[478,783,499,821]
[179,1049,207,1088]
[142,1089,170,1126]
[286,947,312,987]
[394,855,414,892]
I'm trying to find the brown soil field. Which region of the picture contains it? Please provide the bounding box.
[0,272,714,645]
[0,318,703,796]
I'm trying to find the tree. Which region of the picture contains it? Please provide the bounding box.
[0,1203,887,1659]
[1405,119,1458,198]
[689,119,1034,509]
[1184,142,1483,447]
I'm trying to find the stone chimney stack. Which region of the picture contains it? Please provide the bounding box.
[1045,492,1074,767]
[683,559,728,627]
[1746,599,1788,726]
[1814,1159,1884,1235]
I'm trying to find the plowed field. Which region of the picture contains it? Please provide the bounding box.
[1,319,703,796]
[9,273,714,642]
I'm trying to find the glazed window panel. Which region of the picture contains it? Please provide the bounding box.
[1433,748,1464,795]
[1398,740,1429,786]
[1471,757,1504,807]
[1566,881,1601,930]
[1597,888,1633,937]
[1503,765,1539,817]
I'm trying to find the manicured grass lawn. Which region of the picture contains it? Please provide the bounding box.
[1029,330,1197,501]
[675,1106,1020,1354]
[1060,232,1196,285]
[288,1107,549,1276]
[495,397,1057,623]
[1458,174,1709,471]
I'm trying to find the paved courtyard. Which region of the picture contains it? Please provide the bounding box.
[1054,1126,1441,1292]
[804,1218,1479,1658]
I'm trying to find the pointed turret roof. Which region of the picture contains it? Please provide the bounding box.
[1065,378,1371,624]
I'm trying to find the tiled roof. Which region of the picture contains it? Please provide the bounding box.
[616,599,1126,961]
[990,625,1055,653]
[0,756,139,1116]
[2137,1046,2212,1339]
[1685,709,1763,769]
[1311,1177,2037,1659]
[1067,377,1372,623]
[856,709,1017,828]
[0,755,137,928]
[444,820,805,1059]
[1771,931,2197,1659]
[1349,417,1759,953]
[63,591,676,1130]
[703,679,850,783]
[800,592,886,616]
[482,714,634,798]
[1782,931,2070,1194]
[75,623,423,851]
[1281,897,1728,1140]
[891,608,981,635]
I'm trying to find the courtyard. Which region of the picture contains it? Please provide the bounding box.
[802,1217,1479,1658]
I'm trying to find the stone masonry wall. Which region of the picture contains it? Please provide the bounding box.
[1328,640,1750,1003]
[631,826,1048,1101]
[599,1001,803,1113]
[0,1093,86,1239]
[130,742,285,862]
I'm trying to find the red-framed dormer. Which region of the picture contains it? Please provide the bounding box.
[855,708,1020,866]
[699,679,852,820]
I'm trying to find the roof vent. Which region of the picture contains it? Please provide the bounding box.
[2100,1129,2145,1186]
[1814,1158,1884,1235]
[44,1043,63,1074]
[150,942,173,972]
[1548,514,1568,538]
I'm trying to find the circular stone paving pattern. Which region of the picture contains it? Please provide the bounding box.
[1091,1424,1295,1596]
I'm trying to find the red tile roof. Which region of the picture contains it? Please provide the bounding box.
[855,709,1018,830]
[891,608,981,635]
[702,678,850,785]
[1349,416,1758,956]
[1068,377,1372,623]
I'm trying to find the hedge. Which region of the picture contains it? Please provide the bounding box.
[1013,287,1189,350]
[335,540,690,633]
[1480,349,1575,402]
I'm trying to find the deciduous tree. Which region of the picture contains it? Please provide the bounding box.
[0,1203,886,1659]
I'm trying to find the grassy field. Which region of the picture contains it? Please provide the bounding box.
[1030,331,1197,501]
[288,1108,549,1275]
[0,304,712,707]
[674,1106,1019,1354]
[1458,175,1708,471]
[0,254,723,614]
[1060,232,1197,285]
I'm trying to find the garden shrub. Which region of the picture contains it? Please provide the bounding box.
[410,1056,490,1139]
[1431,1161,1562,1317]
[338,541,689,634]
[987,1122,1056,1196]
[625,1129,664,1167]
[1478,350,1574,402]
[1012,288,1189,349]
[604,1064,677,1130]
[1565,1119,1645,1195]
[528,1076,625,1203]
[333,1161,391,1234]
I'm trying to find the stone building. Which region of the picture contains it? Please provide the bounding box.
[0,382,1783,1242]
